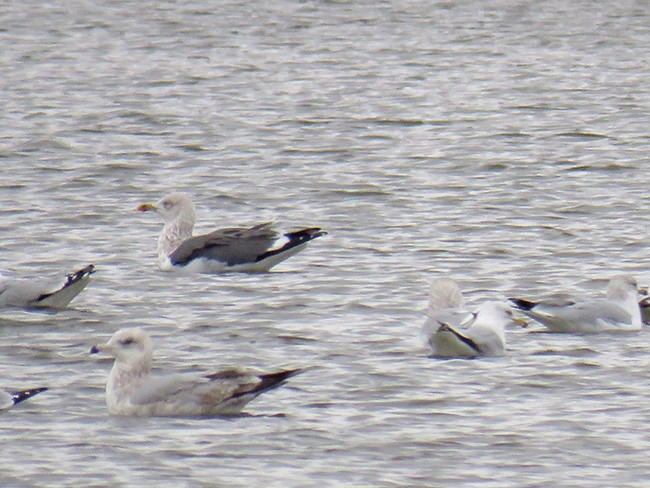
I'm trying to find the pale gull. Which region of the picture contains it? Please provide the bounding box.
[90,327,302,417]
[422,277,472,339]
[137,193,326,273]
[0,264,94,310]
[427,301,523,358]
[509,274,645,333]
[0,386,48,411]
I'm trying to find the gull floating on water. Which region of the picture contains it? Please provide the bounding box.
[137,193,326,273]
[427,300,522,358]
[640,296,650,325]
[509,274,645,333]
[0,265,94,310]
[1,386,48,411]
[422,277,472,336]
[423,277,525,358]
[90,327,302,417]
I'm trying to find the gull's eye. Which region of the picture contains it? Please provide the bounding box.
[162,200,173,210]
[120,338,136,346]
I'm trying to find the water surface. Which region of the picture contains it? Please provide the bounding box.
[1,1,650,486]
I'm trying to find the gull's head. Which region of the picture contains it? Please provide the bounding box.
[474,301,527,329]
[137,193,196,225]
[606,275,645,301]
[90,327,153,365]
[428,277,464,311]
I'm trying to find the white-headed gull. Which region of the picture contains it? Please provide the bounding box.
[509,274,645,333]
[137,193,326,273]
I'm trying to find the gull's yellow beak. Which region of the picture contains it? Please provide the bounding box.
[136,203,157,212]
[512,316,529,328]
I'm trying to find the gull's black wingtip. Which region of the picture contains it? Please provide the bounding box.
[65,264,95,286]
[508,297,537,311]
[255,228,326,264]
[260,367,302,384]
[12,387,48,405]
[284,228,327,242]
[249,368,303,396]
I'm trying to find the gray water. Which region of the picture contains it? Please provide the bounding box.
[2,0,650,486]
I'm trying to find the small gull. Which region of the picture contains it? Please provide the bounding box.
[137,193,326,273]
[0,264,94,310]
[509,274,645,333]
[1,386,48,411]
[90,327,302,417]
[427,300,523,358]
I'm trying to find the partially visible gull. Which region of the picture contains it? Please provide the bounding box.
[509,274,645,333]
[137,193,326,273]
[427,301,523,358]
[1,386,48,411]
[90,327,302,417]
[640,296,650,325]
[0,264,94,310]
[422,277,472,337]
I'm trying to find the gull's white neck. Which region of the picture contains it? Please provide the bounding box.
[609,292,642,326]
[157,212,195,266]
[106,357,152,413]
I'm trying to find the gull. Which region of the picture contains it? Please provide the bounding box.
[422,277,472,335]
[421,277,474,349]
[0,264,94,310]
[90,327,302,417]
[137,193,326,273]
[427,301,523,358]
[1,386,48,411]
[640,296,650,325]
[509,274,645,333]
